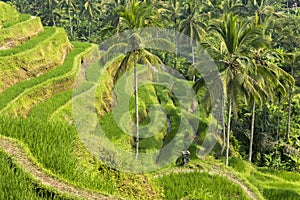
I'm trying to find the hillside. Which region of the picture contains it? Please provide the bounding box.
[0,1,299,200]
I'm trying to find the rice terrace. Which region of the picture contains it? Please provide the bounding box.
[0,0,299,199]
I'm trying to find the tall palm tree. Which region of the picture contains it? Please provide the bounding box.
[108,0,166,159]
[79,0,101,40]
[178,1,206,81]
[59,0,77,38]
[247,48,294,161]
[202,13,269,166]
[270,15,300,141]
[284,52,299,141]
[37,0,60,26]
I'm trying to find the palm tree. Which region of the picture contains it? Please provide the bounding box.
[109,0,166,159]
[100,0,124,38]
[160,0,182,29]
[59,0,76,38]
[79,0,101,40]
[247,48,294,161]
[284,52,299,141]
[202,13,269,166]
[249,0,281,25]
[178,1,206,81]
[37,0,60,26]
[270,15,300,141]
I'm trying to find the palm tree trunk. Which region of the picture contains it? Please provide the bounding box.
[68,4,73,38]
[220,96,226,156]
[225,97,232,166]
[49,0,56,26]
[134,50,139,159]
[192,45,195,65]
[192,45,196,82]
[276,97,280,142]
[286,66,294,141]
[88,16,91,40]
[249,101,256,162]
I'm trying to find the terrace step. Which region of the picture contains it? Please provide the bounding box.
[0,16,44,50]
[0,136,115,200]
[0,2,19,28]
[0,43,98,116]
[0,27,72,92]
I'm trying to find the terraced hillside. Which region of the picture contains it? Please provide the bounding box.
[0,3,161,199]
[0,2,299,200]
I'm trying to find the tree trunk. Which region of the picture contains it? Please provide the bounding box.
[286,66,294,141]
[220,96,226,156]
[50,0,56,27]
[88,16,91,40]
[192,45,195,65]
[225,97,232,166]
[248,101,256,162]
[134,50,139,159]
[191,44,196,82]
[68,4,73,38]
[276,97,280,142]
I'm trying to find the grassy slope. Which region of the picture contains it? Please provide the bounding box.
[0,2,299,199]
[0,27,71,91]
[0,116,161,199]
[1,42,95,116]
[0,149,72,200]
[227,157,300,200]
[0,16,43,48]
[156,172,250,200]
[0,2,18,27]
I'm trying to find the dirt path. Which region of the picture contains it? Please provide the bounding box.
[0,136,258,200]
[154,167,258,200]
[0,137,118,200]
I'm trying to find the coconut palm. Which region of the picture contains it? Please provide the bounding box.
[79,0,101,40]
[106,0,170,159]
[200,13,271,166]
[59,0,76,38]
[37,0,61,26]
[247,48,294,161]
[178,1,206,81]
[284,52,299,141]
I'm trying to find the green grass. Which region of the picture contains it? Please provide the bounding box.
[0,2,19,27]
[247,172,300,200]
[2,14,31,28]
[0,150,71,200]
[29,90,73,120]
[228,157,300,200]
[0,27,71,92]
[0,42,89,111]
[258,168,300,182]
[0,27,70,71]
[0,16,43,47]
[0,116,160,199]
[2,43,100,117]
[0,27,55,57]
[156,172,250,199]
